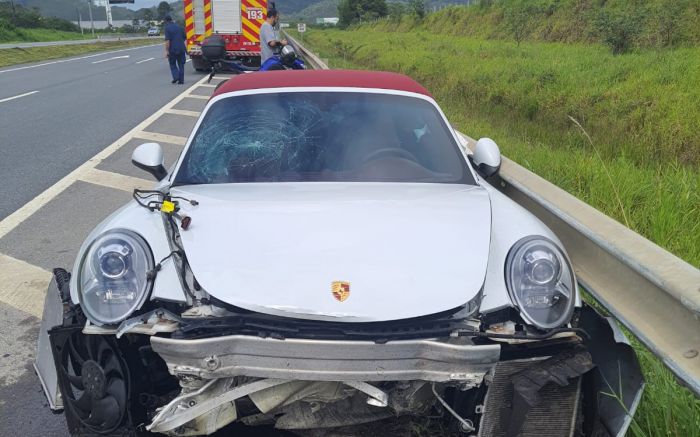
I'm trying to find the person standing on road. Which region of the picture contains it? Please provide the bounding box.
[164,15,186,84]
[260,9,288,64]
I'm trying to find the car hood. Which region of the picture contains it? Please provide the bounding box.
[170,183,491,322]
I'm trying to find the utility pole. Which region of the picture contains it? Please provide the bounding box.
[104,0,113,29]
[77,7,84,35]
[87,0,95,38]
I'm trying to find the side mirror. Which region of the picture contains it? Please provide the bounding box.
[132,143,167,181]
[469,137,501,178]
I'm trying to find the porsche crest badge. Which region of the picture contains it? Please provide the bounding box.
[331,281,350,302]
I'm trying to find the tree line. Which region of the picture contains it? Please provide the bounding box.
[338,0,428,28]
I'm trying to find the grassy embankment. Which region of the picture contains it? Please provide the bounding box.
[0,39,156,68]
[0,27,93,43]
[293,12,700,437]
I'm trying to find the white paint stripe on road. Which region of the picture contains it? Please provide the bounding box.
[0,90,39,104]
[0,254,51,318]
[136,57,156,64]
[199,83,216,88]
[185,94,209,100]
[133,131,188,146]
[165,108,201,117]
[92,55,130,64]
[186,59,191,63]
[0,44,159,74]
[80,168,154,192]
[0,75,209,241]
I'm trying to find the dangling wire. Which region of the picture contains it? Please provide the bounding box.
[431,383,475,433]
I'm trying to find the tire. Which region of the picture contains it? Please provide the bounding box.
[191,56,210,73]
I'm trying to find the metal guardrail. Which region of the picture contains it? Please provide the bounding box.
[285,32,700,397]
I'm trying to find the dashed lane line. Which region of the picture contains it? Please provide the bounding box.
[80,168,155,193]
[136,57,156,64]
[91,55,130,64]
[0,44,160,74]
[165,108,201,117]
[132,131,188,146]
[0,91,39,104]
[0,254,51,318]
[0,76,209,241]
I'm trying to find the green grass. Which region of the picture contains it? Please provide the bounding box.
[0,39,157,68]
[0,27,93,43]
[298,29,700,268]
[294,26,700,437]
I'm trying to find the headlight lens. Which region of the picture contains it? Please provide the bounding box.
[506,236,576,329]
[78,229,154,325]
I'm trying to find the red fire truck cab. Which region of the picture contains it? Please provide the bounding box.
[184,0,268,71]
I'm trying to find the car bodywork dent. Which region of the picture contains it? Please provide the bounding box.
[150,335,501,382]
[34,81,644,437]
[170,183,491,322]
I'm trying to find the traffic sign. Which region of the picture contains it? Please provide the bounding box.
[297,23,306,33]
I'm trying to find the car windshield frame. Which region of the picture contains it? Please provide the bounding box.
[171,88,477,186]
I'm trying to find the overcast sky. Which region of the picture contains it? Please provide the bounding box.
[123,0,163,10]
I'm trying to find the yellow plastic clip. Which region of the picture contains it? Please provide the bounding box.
[160,200,176,213]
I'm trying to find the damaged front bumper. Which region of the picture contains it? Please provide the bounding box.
[150,334,501,383]
[36,274,644,437]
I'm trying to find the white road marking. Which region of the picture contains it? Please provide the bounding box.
[0,75,209,241]
[165,108,201,117]
[200,83,216,88]
[186,59,191,63]
[0,254,51,318]
[133,131,188,146]
[136,57,156,64]
[0,90,39,104]
[0,44,159,74]
[92,55,130,64]
[185,94,209,100]
[80,168,154,192]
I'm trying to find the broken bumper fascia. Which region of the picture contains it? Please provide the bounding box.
[150,334,502,383]
[34,267,644,437]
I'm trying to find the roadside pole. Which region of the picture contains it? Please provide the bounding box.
[297,22,306,43]
[104,0,113,29]
[77,7,84,35]
[87,0,95,38]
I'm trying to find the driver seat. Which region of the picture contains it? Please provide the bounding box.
[337,114,402,170]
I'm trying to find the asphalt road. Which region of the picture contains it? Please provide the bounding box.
[0,43,201,220]
[0,45,209,436]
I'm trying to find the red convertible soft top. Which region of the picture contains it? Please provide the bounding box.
[211,70,432,98]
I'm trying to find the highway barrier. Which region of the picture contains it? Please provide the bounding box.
[286,32,700,397]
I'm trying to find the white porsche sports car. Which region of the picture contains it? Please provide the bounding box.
[36,70,643,436]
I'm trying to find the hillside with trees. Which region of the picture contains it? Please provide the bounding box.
[367,0,700,51]
[13,0,183,22]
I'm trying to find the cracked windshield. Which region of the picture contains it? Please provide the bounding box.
[174,92,473,185]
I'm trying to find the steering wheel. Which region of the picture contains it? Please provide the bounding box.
[361,148,419,165]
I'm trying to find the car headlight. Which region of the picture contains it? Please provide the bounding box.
[505,236,576,329]
[77,229,154,326]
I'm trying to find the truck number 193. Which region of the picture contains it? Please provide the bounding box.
[247,8,264,20]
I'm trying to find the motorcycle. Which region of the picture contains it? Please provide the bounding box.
[201,35,305,83]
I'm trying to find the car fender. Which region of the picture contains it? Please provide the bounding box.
[479,180,581,313]
[69,201,186,306]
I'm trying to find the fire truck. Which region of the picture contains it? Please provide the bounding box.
[183,0,268,71]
